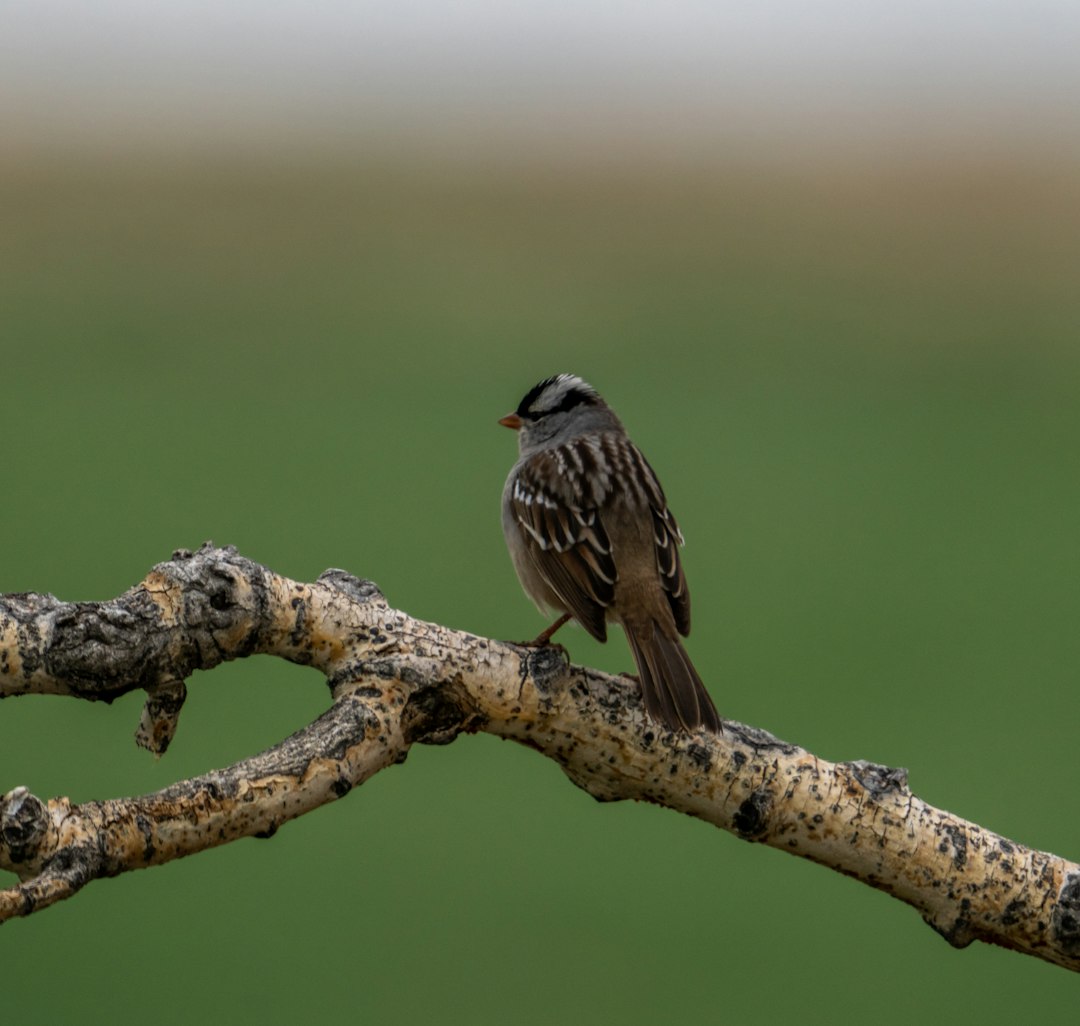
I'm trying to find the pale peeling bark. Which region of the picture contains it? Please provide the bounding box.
[0,544,1077,971]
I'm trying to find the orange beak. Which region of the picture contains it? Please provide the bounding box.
[498,412,523,430]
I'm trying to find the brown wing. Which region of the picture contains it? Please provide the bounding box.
[507,450,617,641]
[628,446,692,637]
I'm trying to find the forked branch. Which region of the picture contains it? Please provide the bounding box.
[1,544,1077,971]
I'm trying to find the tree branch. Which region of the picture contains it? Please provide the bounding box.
[1,543,1077,972]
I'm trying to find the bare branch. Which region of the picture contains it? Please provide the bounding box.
[1,543,1078,972]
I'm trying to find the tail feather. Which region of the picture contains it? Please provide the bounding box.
[623,621,722,734]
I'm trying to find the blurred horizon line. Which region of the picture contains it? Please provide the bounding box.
[5,3,1078,173]
[6,109,1080,175]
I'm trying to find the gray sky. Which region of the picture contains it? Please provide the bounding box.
[5,1,1078,154]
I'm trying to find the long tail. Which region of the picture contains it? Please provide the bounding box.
[623,620,722,734]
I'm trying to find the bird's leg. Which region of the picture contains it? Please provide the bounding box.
[528,613,572,648]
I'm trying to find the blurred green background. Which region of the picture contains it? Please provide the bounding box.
[3,4,1080,1022]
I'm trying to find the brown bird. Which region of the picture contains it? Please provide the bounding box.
[499,373,721,733]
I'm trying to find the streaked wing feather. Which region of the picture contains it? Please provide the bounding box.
[510,454,618,641]
[630,446,692,636]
